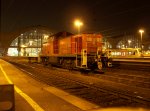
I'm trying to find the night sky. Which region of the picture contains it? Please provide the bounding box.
[1,0,150,36]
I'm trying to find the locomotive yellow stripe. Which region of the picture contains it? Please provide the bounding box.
[0,65,45,111]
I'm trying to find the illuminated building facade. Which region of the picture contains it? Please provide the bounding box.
[7,29,53,56]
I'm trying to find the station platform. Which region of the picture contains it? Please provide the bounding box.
[0,59,149,111]
[0,59,99,111]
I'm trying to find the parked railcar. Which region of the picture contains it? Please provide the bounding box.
[108,48,141,58]
[40,31,103,71]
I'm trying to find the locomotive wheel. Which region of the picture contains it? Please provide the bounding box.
[66,60,72,70]
[70,60,76,69]
[62,59,75,70]
[62,60,67,68]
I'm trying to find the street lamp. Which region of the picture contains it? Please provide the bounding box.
[139,29,144,53]
[74,19,83,66]
[122,44,125,48]
[128,40,131,48]
[74,20,83,34]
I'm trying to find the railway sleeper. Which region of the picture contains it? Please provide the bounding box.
[68,88,90,93]
[106,98,131,107]
[98,94,119,103]
[62,85,88,90]
[71,91,89,96]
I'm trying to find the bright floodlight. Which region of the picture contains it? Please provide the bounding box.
[74,20,83,34]
[128,40,131,43]
[139,29,144,33]
[139,29,144,55]
[139,29,144,41]
[74,20,83,27]
[21,45,27,48]
[128,40,131,48]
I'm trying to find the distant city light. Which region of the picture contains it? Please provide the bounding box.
[122,44,125,48]
[128,40,131,48]
[29,41,33,46]
[128,40,131,43]
[21,45,27,48]
[139,29,144,34]
[139,29,144,42]
[139,29,144,54]
[44,35,49,39]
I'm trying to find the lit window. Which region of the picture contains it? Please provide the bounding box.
[87,37,92,42]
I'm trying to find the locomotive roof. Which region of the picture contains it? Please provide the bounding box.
[50,31,74,38]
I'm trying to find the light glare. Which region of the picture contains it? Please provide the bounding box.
[74,20,83,27]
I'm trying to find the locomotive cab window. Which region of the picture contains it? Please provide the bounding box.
[97,38,101,42]
[87,37,92,42]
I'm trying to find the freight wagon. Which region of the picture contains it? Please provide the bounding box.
[40,31,103,71]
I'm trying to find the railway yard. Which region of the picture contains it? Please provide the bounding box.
[0,57,150,111]
[1,1,150,111]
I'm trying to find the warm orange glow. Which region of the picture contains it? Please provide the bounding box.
[74,19,83,34]
[21,45,27,48]
[74,20,83,27]
[128,40,131,43]
[139,29,144,54]
[139,29,144,33]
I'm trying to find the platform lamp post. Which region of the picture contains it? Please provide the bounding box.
[139,29,144,54]
[74,19,83,34]
[74,19,83,67]
[128,40,131,48]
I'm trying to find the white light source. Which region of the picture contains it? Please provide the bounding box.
[139,29,144,54]
[44,35,49,39]
[139,29,144,44]
[29,41,33,46]
[21,45,27,48]
[128,40,131,48]
[74,19,83,34]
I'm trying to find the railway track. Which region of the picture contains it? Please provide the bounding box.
[112,60,150,72]
[92,67,150,89]
[7,60,150,108]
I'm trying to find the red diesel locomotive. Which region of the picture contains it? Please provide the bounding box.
[40,31,103,71]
